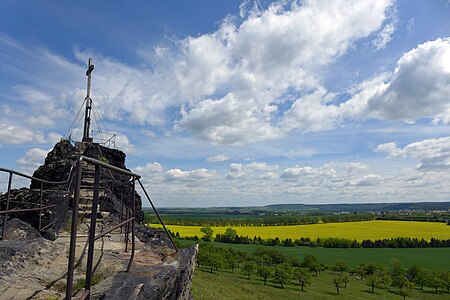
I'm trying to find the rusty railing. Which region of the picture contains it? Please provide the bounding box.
[0,166,74,240]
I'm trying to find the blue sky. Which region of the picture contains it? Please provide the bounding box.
[1,0,450,207]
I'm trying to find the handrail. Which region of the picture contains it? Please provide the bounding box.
[0,166,73,185]
[66,156,140,299]
[138,179,178,252]
[0,162,76,240]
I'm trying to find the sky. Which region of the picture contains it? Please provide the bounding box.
[1,0,450,207]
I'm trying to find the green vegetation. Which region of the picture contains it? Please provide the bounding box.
[180,240,450,270]
[192,243,450,299]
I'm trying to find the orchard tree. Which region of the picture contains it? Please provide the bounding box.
[273,263,293,288]
[200,225,213,242]
[333,275,344,295]
[293,268,311,291]
[242,261,257,280]
[333,261,349,275]
[426,271,444,293]
[355,263,366,280]
[441,271,450,293]
[366,271,390,294]
[256,266,272,286]
[397,288,410,300]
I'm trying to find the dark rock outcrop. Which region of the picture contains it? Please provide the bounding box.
[30,140,144,223]
[0,189,69,234]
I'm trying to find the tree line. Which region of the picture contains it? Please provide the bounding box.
[173,226,450,248]
[146,212,375,226]
[196,243,450,297]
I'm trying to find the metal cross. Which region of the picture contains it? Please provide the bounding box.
[82,58,94,143]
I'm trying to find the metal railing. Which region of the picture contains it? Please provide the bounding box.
[66,156,178,300]
[0,155,178,300]
[0,166,74,240]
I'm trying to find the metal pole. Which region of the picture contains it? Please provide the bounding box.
[126,177,136,272]
[138,179,178,252]
[85,165,100,295]
[66,158,82,300]
[1,173,13,240]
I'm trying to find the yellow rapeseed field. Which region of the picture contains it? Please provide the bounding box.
[151,220,450,241]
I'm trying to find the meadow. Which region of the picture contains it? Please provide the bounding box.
[151,220,450,241]
[178,240,450,270]
[192,267,450,300]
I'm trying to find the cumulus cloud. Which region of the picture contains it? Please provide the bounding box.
[206,154,231,162]
[226,161,278,180]
[0,1,398,145]
[286,37,450,132]
[375,137,450,171]
[16,147,49,174]
[174,0,395,143]
[164,168,214,182]
[374,142,405,158]
[365,38,450,123]
[346,174,383,186]
[0,124,46,145]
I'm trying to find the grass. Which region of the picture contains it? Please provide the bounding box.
[179,240,450,271]
[151,220,450,241]
[192,267,450,300]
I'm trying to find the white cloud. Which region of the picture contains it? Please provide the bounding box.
[206,154,231,162]
[16,147,49,174]
[375,137,450,171]
[0,124,46,145]
[285,37,450,132]
[226,161,278,180]
[365,38,450,123]
[374,142,405,158]
[174,0,394,143]
[347,174,383,186]
[134,162,163,174]
[164,168,214,182]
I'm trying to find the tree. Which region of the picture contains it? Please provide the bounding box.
[241,261,257,280]
[397,288,410,300]
[293,268,311,291]
[200,225,213,242]
[355,263,366,280]
[341,275,350,288]
[366,271,390,294]
[413,270,428,290]
[426,271,444,293]
[256,266,272,286]
[333,275,343,295]
[391,258,405,278]
[224,227,237,242]
[441,271,450,294]
[333,261,349,275]
[273,263,292,288]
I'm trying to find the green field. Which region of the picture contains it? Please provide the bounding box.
[192,267,450,300]
[153,220,450,241]
[179,240,450,271]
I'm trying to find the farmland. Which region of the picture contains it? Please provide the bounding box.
[178,240,450,270]
[192,267,450,300]
[151,220,450,241]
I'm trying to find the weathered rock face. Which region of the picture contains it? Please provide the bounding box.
[0,140,197,299]
[0,188,69,235]
[30,140,144,223]
[91,246,197,300]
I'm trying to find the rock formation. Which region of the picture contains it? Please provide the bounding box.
[0,140,197,299]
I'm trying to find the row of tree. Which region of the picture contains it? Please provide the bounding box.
[147,212,375,226]
[178,226,450,248]
[197,243,450,297]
